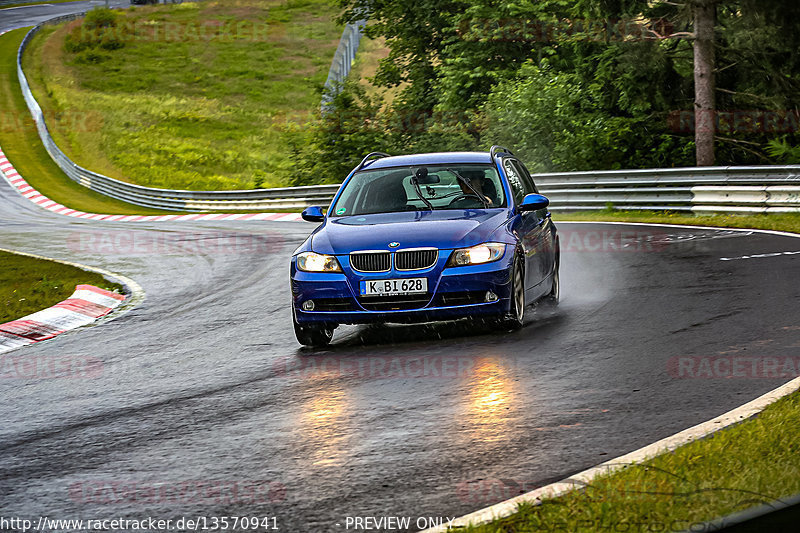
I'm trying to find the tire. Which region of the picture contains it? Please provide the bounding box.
[546,244,560,304]
[293,311,334,347]
[498,255,525,330]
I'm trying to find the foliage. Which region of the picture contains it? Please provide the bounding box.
[283,82,481,186]
[283,83,388,187]
[766,138,800,164]
[64,8,128,56]
[23,0,800,193]
[485,62,694,171]
[336,0,800,172]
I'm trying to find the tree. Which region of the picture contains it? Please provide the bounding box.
[328,0,800,172]
[692,0,718,166]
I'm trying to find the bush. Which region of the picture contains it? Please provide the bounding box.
[64,8,128,57]
[281,82,482,187]
[485,63,694,172]
[84,8,119,29]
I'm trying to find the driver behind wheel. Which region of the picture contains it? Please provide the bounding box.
[458,169,498,207]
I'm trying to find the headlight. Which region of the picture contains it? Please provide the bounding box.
[296,252,342,273]
[447,243,506,267]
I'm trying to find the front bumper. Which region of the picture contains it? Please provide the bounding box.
[291,251,514,325]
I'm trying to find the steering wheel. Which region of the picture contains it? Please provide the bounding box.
[447,193,485,207]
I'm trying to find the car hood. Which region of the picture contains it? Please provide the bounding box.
[311,210,511,255]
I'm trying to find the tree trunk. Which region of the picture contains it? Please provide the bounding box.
[694,1,716,166]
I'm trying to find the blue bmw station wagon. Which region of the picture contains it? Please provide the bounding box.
[290,146,559,346]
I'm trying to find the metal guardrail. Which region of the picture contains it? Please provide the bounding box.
[534,166,800,212]
[16,15,800,214]
[321,21,364,110]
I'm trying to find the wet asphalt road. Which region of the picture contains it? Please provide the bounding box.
[0,0,130,30]
[3,4,800,533]
[3,183,800,533]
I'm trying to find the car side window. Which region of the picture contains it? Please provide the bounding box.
[513,160,539,194]
[503,159,526,205]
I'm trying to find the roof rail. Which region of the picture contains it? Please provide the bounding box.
[489,145,514,159]
[357,152,391,170]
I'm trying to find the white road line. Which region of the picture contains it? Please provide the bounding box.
[720,250,800,261]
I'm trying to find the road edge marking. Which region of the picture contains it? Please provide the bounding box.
[0,246,145,354]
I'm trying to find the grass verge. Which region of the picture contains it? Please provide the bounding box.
[0,29,168,215]
[465,209,800,532]
[24,0,342,191]
[0,249,123,323]
[466,388,800,532]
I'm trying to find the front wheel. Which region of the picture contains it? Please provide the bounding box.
[293,313,334,347]
[498,255,525,330]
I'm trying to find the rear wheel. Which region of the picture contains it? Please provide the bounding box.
[293,311,334,347]
[546,245,560,304]
[498,255,525,330]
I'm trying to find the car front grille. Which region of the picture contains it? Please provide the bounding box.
[350,249,438,272]
[350,252,391,272]
[395,249,438,271]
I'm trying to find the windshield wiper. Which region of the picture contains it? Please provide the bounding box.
[448,168,489,208]
[411,169,434,211]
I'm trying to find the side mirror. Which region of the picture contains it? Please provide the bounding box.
[519,193,549,212]
[301,206,325,222]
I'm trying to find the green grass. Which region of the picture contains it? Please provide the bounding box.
[554,209,800,234]
[24,0,342,191]
[348,33,404,106]
[0,250,123,323]
[466,388,800,532]
[0,29,167,215]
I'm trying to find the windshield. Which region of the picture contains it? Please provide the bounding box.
[329,164,505,217]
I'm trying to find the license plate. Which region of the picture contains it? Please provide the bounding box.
[360,278,428,297]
